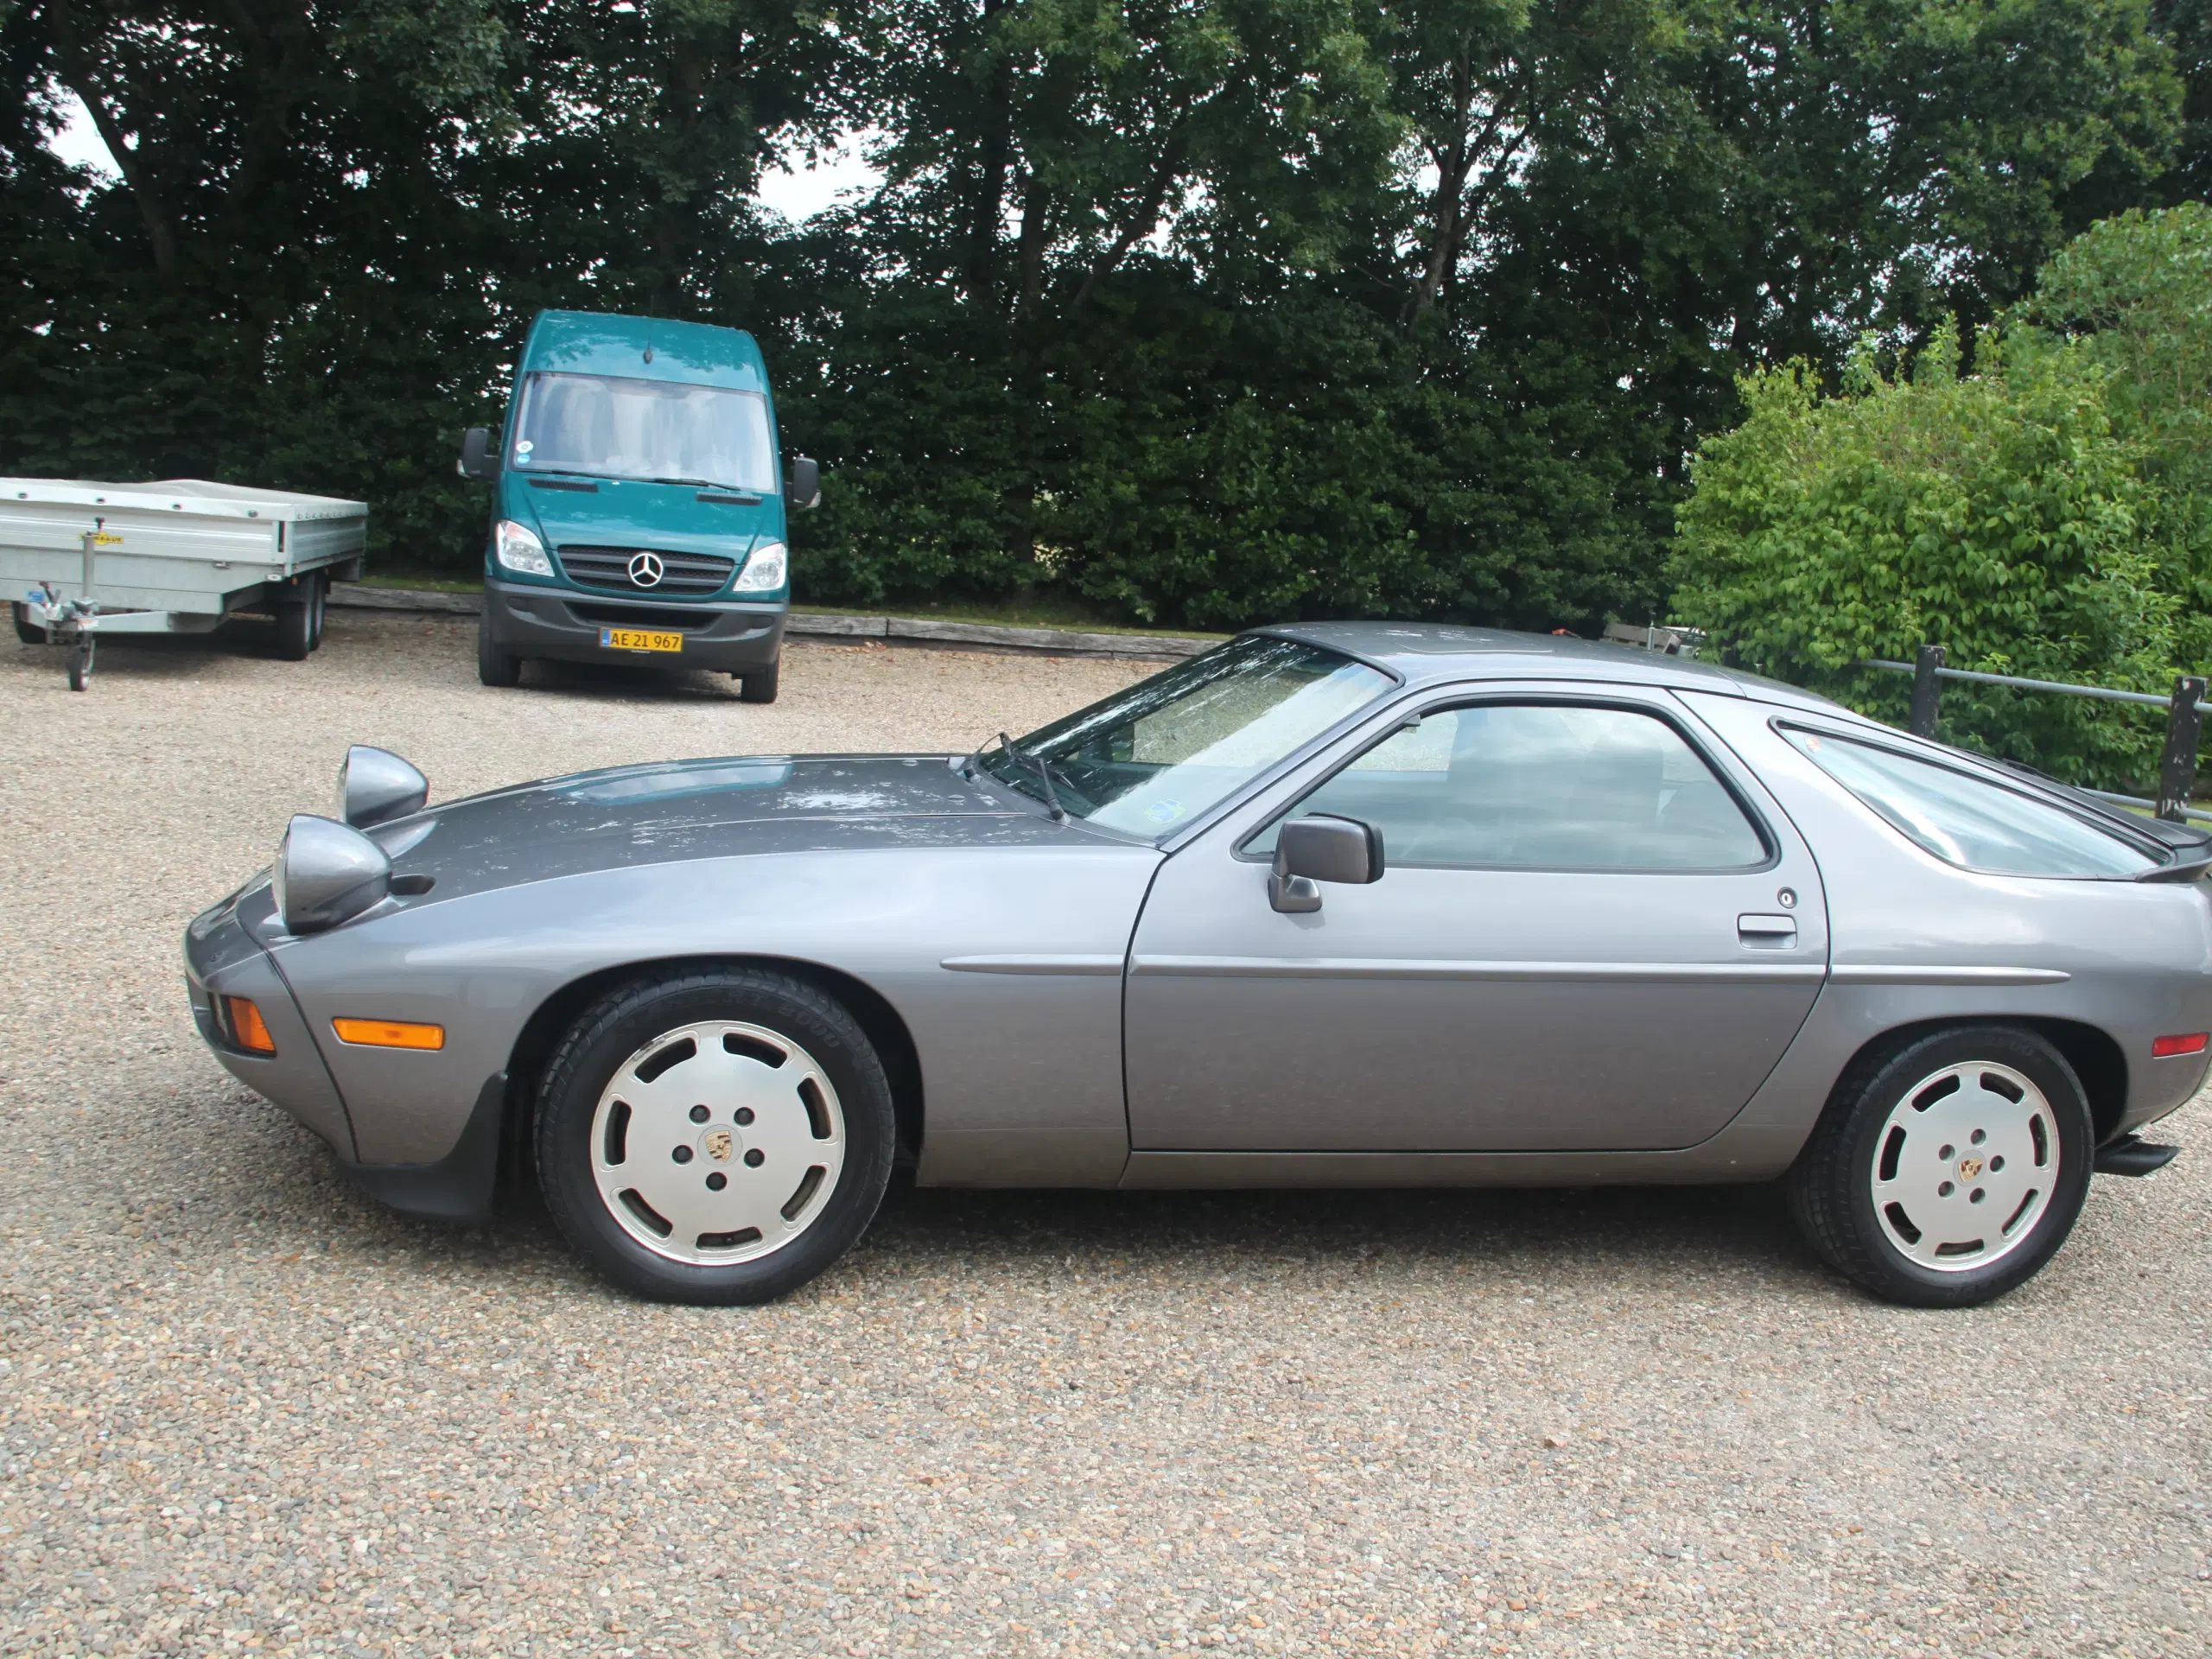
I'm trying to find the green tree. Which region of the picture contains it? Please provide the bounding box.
[2016,203,2212,659]
[0,0,2201,623]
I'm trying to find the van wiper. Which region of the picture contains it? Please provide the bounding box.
[991,731,1066,822]
[652,476,747,492]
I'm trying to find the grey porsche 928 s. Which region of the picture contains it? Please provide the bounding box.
[185,624,2212,1307]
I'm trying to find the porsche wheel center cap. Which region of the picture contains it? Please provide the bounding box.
[701,1127,739,1164]
[1957,1156,1984,1181]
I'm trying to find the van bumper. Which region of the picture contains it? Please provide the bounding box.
[483,578,785,674]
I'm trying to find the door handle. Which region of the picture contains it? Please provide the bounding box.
[1738,912,1797,946]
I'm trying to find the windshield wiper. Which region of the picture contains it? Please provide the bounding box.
[652,476,752,493]
[990,731,1066,822]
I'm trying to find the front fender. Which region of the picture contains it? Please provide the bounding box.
[267,842,1160,1174]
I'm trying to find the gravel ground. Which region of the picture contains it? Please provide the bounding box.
[3,610,2210,1659]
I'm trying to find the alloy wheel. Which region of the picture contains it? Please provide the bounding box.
[589,1019,846,1266]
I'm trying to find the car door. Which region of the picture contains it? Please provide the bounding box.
[1122,685,1829,1152]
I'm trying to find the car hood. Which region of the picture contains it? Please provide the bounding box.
[364,753,1077,901]
[509,474,776,563]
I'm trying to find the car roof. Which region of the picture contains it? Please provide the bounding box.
[1252,620,1840,711]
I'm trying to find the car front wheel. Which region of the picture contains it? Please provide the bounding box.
[536,968,896,1303]
[1787,1025,2094,1307]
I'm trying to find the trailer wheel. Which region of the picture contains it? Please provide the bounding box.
[11,603,43,645]
[67,634,93,691]
[736,659,779,704]
[273,594,313,661]
[304,573,327,652]
[477,609,522,688]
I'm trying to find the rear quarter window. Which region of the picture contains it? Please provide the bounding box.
[1782,727,2157,879]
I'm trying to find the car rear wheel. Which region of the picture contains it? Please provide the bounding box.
[535,968,895,1303]
[1787,1026,2093,1307]
[476,609,522,687]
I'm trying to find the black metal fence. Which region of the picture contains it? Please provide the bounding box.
[1863,645,2212,824]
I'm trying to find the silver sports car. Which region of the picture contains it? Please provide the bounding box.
[185,625,2212,1306]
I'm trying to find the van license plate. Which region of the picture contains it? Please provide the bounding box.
[601,628,683,654]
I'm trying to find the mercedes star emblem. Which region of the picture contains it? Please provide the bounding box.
[627,551,665,588]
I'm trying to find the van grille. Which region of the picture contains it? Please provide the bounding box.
[556,545,736,597]
[569,603,723,632]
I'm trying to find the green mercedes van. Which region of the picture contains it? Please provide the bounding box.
[458,310,818,702]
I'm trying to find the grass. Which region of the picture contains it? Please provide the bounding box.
[352,569,1228,641]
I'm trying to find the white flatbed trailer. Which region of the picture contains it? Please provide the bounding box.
[3,477,367,688]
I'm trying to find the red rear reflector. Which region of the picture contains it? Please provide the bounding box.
[225,996,276,1054]
[2152,1033,2209,1058]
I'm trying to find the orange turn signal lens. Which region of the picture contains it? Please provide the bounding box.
[333,1018,446,1051]
[225,996,276,1054]
[2152,1032,2209,1058]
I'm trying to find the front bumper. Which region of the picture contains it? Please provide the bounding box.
[184,879,357,1160]
[183,884,504,1223]
[484,577,785,674]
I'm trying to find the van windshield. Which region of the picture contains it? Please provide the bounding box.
[512,372,777,493]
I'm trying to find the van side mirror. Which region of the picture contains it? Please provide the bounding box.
[785,455,821,510]
[1268,814,1385,912]
[459,428,499,481]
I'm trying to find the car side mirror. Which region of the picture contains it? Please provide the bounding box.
[1268,814,1385,913]
[459,427,499,481]
[785,455,821,510]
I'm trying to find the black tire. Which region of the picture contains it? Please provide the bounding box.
[737,659,779,703]
[274,597,312,661]
[535,968,896,1304]
[305,572,327,651]
[67,634,92,690]
[11,603,42,645]
[1786,1025,2094,1307]
[476,608,522,687]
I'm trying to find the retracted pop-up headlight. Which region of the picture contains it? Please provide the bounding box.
[273,814,391,935]
[336,745,428,828]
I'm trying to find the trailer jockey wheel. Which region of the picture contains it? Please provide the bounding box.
[67,633,93,691]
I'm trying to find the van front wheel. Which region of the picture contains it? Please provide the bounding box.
[478,611,522,687]
[737,660,779,703]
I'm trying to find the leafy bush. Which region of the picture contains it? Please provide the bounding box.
[1669,327,2179,786]
[1673,205,2212,791]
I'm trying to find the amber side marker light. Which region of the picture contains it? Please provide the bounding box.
[225,997,276,1055]
[333,1018,446,1051]
[2152,1033,2209,1058]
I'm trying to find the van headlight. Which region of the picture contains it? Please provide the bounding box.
[494,519,552,576]
[733,541,787,594]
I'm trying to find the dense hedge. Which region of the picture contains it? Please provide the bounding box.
[1,0,2202,631]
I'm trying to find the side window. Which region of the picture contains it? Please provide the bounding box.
[1249,703,1769,871]
[1782,727,2157,878]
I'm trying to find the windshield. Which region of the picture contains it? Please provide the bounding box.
[1784,727,2158,878]
[980,635,1393,836]
[512,372,776,493]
